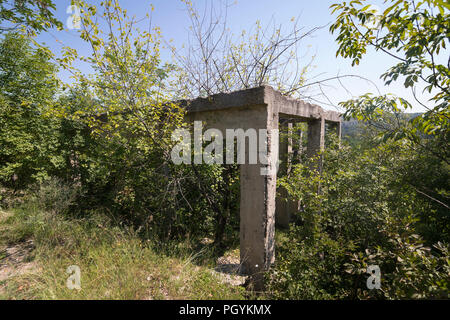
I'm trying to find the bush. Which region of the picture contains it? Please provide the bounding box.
[267,135,449,299]
[29,177,79,215]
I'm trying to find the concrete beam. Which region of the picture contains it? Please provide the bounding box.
[181,85,341,123]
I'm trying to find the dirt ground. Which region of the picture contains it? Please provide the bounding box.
[0,238,38,297]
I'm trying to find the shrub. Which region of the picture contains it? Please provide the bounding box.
[267,135,449,299]
[29,177,79,215]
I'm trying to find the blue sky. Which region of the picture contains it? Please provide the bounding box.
[35,0,447,112]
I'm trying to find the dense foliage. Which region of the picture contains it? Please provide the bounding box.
[0,0,61,35]
[0,33,60,189]
[268,133,449,299]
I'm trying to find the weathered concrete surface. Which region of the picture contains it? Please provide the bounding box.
[329,121,342,141]
[307,117,326,173]
[186,104,277,282]
[182,86,341,122]
[181,85,341,288]
[275,122,300,229]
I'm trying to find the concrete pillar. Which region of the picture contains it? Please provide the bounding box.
[239,108,277,289]
[307,117,325,172]
[275,122,299,229]
[335,121,342,140]
[329,121,342,147]
[296,129,304,160]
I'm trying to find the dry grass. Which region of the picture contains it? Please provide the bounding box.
[0,208,247,300]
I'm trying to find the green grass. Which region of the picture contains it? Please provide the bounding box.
[0,207,247,300]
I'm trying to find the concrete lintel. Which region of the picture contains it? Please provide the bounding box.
[264,86,341,122]
[182,86,341,123]
[181,86,267,113]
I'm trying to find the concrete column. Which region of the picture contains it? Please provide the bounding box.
[329,121,342,147]
[296,129,304,160]
[275,122,296,229]
[336,121,342,140]
[307,117,325,172]
[239,109,277,289]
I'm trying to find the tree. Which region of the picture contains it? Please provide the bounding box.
[330,0,449,141]
[172,0,322,100]
[330,0,449,210]
[51,1,218,240]
[0,0,62,35]
[0,33,60,188]
[57,0,183,155]
[173,0,375,107]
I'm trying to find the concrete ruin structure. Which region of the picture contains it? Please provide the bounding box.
[182,85,341,286]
